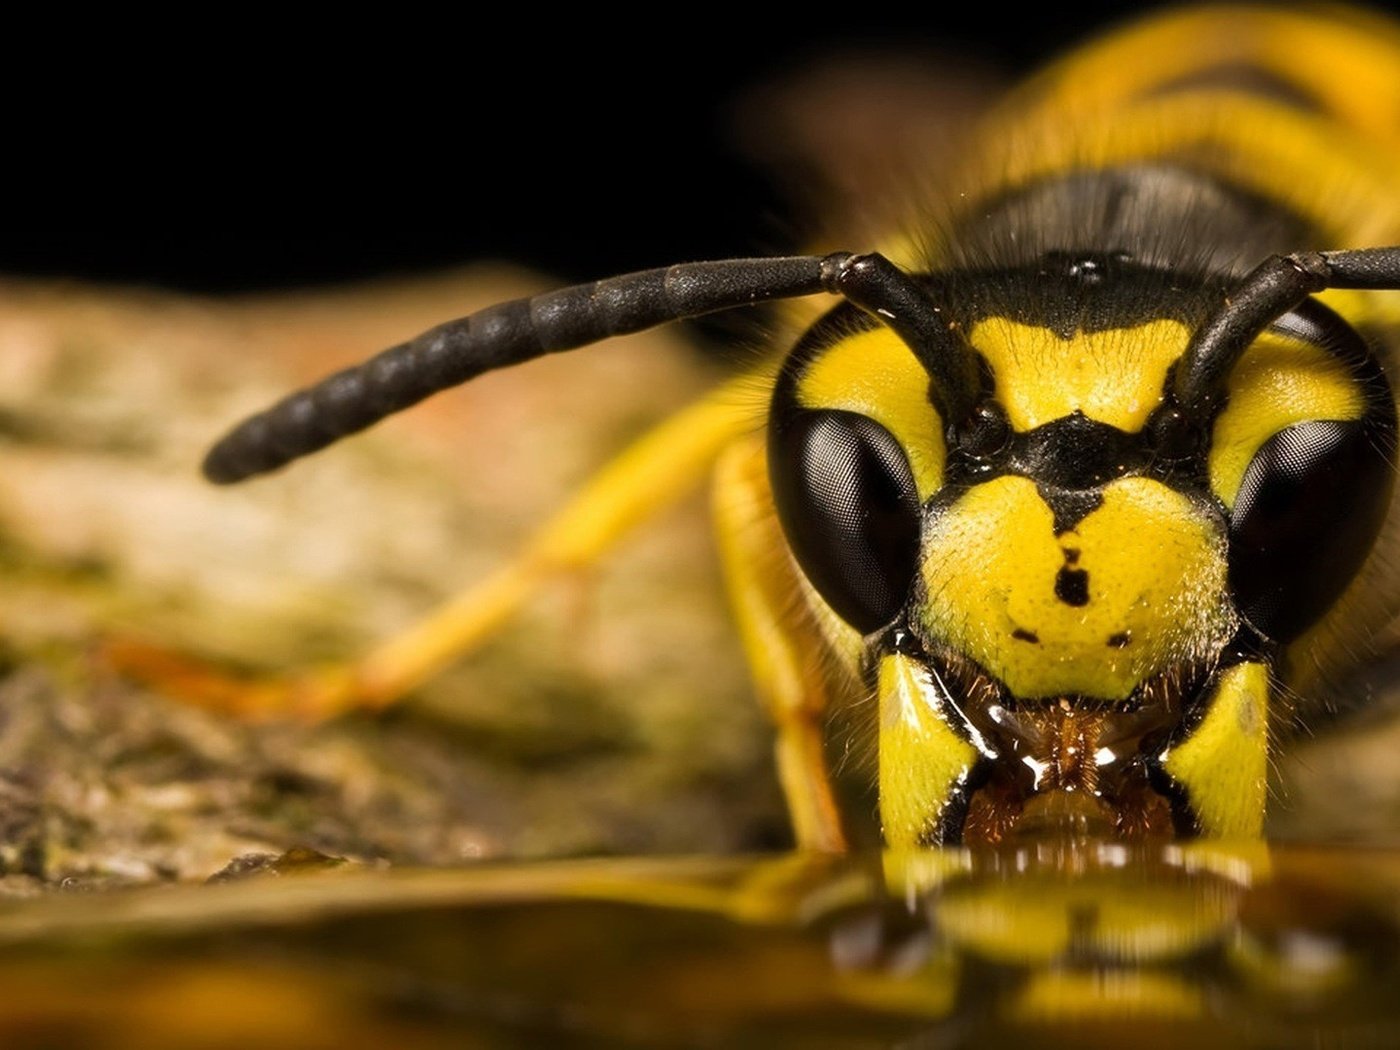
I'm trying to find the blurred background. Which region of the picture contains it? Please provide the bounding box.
[16,1,1366,294]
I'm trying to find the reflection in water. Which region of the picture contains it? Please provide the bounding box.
[870,843,1400,1046]
[0,844,1395,1047]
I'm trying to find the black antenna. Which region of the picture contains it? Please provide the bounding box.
[203,252,985,484]
[833,253,982,425]
[1174,247,1400,418]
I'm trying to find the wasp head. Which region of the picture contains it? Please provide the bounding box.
[769,253,1397,846]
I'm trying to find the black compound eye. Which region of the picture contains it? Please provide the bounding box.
[1229,418,1395,642]
[769,410,921,633]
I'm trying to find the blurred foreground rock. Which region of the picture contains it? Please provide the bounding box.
[0,271,786,891]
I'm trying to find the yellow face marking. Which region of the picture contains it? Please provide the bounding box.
[877,652,979,850]
[796,328,945,499]
[970,319,1189,433]
[1208,332,1365,509]
[1161,662,1269,838]
[921,476,1234,700]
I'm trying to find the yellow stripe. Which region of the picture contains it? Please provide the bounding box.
[796,328,945,499]
[1011,971,1204,1021]
[970,318,1188,433]
[953,93,1400,249]
[936,878,1232,967]
[877,653,978,850]
[1161,662,1270,838]
[966,8,1400,245]
[1019,7,1400,150]
[1207,332,1365,509]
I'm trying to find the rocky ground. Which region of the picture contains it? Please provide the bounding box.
[0,269,789,893]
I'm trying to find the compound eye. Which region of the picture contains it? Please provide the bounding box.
[1229,419,1394,642]
[770,410,921,633]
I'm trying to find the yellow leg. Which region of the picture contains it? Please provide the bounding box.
[110,370,766,720]
[711,435,847,853]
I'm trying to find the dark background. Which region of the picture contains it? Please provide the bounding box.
[13,3,1400,293]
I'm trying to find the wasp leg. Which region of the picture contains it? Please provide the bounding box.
[712,434,848,853]
[111,371,765,721]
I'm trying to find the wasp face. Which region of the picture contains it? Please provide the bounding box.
[770,255,1397,846]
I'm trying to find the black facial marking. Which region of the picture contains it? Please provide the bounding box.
[1107,631,1132,649]
[1012,628,1041,644]
[1022,413,1141,490]
[1041,486,1106,535]
[1055,567,1091,606]
[1062,547,1081,565]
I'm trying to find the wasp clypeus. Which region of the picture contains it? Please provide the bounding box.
[182,6,1400,850]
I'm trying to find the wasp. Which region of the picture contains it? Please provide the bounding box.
[184,6,1400,850]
